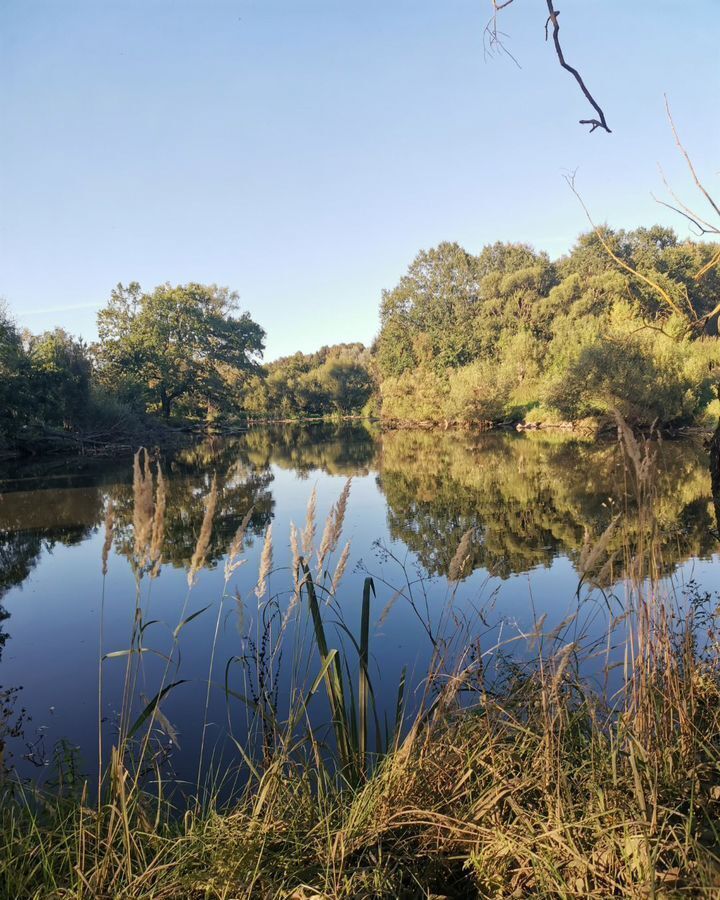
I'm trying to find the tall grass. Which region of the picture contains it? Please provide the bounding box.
[2,427,720,898]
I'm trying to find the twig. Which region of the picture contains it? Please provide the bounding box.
[655,164,720,235]
[565,172,694,323]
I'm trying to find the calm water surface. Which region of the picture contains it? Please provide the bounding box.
[1,424,718,788]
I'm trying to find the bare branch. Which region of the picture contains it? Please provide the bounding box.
[651,193,715,237]
[665,95,720,222]
[484,0,521,66]
[565,173,696,323]
[654,164,720,235]
[487,1,611,134]
[545,2,610,133]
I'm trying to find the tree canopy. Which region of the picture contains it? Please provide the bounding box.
[2,221,719,457]
[377,227,720,428]
[241,343,375,419]
[95,282,265,419]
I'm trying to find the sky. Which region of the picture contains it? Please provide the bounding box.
[1,1,718,361]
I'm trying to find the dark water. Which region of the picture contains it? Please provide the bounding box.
[0,423,718,790]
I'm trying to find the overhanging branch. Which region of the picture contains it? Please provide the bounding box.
[487,0,611,134]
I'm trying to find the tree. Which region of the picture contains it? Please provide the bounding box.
[96,282,265,419]
[241,343,375,418]
[312,357,374,414]
[374,227,720,429]
[26,329,92,428]
[376,242,485,376]
[0,303,30,441]
[376,240,554,380]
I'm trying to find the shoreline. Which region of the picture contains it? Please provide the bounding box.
[1,413,712,466]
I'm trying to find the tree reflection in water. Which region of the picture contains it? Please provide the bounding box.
[0,424,715,599]
[377,429,716,582]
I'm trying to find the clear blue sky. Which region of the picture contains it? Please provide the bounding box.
[1,1,718,360]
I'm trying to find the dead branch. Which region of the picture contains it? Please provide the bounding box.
[665,95,720,223]
[650,192,717,238]
[565,173,695,323]
[655,164,720,235]
[654,98,720,284]
[544,2,610,133]
[487,0,611,134]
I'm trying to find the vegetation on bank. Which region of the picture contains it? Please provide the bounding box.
[3,223,720,458]
[240,343,375,420]
[375,228,720,429]
[2,430,720,897]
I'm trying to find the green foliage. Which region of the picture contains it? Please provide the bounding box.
[95,282,266,419]
[0,312,97,443]
[0,304,30,444]
[375,240,553,379]
[543,326,720,423]
[377,227,720,426]
[26,329,92,428]
[242,343,375,418]
[3,222,719,449]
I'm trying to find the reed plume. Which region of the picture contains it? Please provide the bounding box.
[578,514,620,585]
[225,507,253,580]
[316,478,352,575]
[448,527,475,583]
[255,523,273,599]
[316,514,334,576]
[302,486,317,557]
[101,499,114,576]
[331,478,351,550]
[330,541,351,595]
[289,521,301,588]
[149,464,166,578]
[187,475,218,587]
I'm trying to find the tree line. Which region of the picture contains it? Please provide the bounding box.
[376,226,720,428]
[2,222,719,455]
[0,283,374,454]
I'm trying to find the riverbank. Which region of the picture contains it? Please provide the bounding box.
[3,586,719,898]
[0,419,197,463]
[4,410,714,468]
[0,415,373,463]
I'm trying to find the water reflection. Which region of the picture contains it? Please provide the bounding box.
[108,440,274,571]
[378,429,715,580]
[0,491,102,662]
[0,424,715,596]
[241,422,379,477]
[0,423,717,786]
